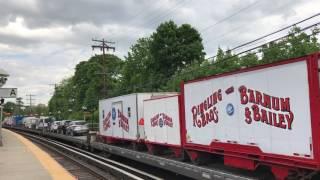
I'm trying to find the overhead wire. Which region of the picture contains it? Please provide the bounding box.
[206,12,320,60]
[200,0,263,33]
[203,0,295,46]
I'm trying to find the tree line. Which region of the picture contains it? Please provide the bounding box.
[48,21,320,121]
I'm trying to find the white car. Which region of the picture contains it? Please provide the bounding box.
[36,116,55,131]
[50,121,61,133]
[23,117,39,129]
[66,120,89,136]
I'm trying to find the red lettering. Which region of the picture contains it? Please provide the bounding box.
[196,118,201,128]
[272,97,280,111]
[286,111,294,130]
[252,104,260,121]
[204,100,208,111]
[200,103,204,113]
[248,89,255,103]
[281,98,290,112]
[260,109,268,124]
[263,93,271,109]
[218,89,222,101]
[255,91,263,105]
[213,107,218,123]
[239,86,248,105]
[273,113,280,127]
[209,109,214,122]
[267,111,273,125]
[278,114,286,129]
[245,107,252,124]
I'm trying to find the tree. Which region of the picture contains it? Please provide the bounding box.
[239,53,259,68]
[3,101,15,115]
[150,21,205,89]
[119,38,154,93]
[48,54,123,120]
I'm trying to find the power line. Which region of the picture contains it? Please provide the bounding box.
[202,21,320,69]
[200,0,262,33]
[203,0,294,46]
[143,0,188,28]
[229,12,320,52]
[118,0,189,45]
[206,12,320,60]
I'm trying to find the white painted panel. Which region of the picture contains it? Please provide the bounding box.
[99,93,176,141]
[144,95,181,146]
[184,61,313,158]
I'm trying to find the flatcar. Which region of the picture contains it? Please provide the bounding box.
[98,52,320,179]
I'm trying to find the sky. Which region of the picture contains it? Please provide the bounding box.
[1,0,320,105]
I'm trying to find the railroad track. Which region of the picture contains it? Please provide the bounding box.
[17,131,163,180]
[7,127,258,180]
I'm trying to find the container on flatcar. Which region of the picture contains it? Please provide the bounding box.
[181,53,320,179]
[99,93,176,143]
[143,94,182,157]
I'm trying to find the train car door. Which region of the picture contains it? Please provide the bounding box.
[112,101,123,138]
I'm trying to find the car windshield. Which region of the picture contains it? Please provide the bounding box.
[74,121,86,125]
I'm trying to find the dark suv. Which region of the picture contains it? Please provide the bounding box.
[59,120,72,134]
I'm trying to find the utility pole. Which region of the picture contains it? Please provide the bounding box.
[91,38,116,98]
[16,97,23,115]
[26,94,35,115]
[49,83,59,92]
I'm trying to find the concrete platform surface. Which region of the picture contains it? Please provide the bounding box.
[0,129,75,180]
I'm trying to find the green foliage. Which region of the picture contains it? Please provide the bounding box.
[119,38,154,93]
[48,22,320,123]
[149,21,205,89]
[48,54,123,120]
[3,101,15,114]
[166,27,320,90]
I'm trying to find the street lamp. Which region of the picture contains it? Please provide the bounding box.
[0,68,9,88]
[82,106,87,121]
[0,68,9,146]
[57,110,61,120]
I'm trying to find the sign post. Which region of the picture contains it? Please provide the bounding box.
[0,87,17,146]
[0,105,3,146]
[0,88,17,98]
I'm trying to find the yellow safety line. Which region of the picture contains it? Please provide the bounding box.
[4,129,76,180]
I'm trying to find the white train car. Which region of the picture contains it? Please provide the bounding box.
[143,94,182,157]
[181,53,320,179]
[99,93,176,144]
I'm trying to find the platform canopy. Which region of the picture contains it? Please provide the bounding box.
[0,68,9,77]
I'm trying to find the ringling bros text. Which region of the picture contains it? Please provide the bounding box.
[191,86,294,130]
[102,110,129,132]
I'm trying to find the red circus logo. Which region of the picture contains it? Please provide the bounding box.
[118,110,129,132]
[150,113,173,128]
[103,112,111,131]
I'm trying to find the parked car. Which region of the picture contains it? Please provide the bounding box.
[50,121,61,133]
[36,116,55,131]
[66,120,89,136]
[59,120,72,134]
[23,117,39,129]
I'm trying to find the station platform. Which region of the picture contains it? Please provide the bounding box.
[0,129,75,180]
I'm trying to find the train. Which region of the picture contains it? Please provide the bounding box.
[98,52,320,180]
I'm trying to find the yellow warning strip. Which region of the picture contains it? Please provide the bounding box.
[4,129,76,180]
